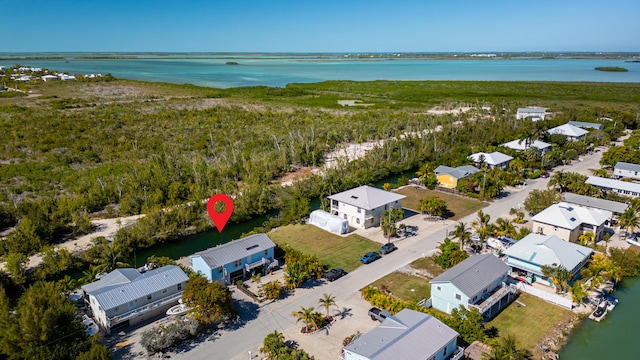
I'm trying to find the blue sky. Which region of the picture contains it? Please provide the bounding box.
[2,0,639,52]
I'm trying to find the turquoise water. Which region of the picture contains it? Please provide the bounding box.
[3,56,640,88]
[559,276,640,359]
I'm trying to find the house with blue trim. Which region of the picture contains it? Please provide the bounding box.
[190,233,277,285]
[429,254,516,321]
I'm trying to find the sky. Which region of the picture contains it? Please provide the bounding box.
[1,0,639,53]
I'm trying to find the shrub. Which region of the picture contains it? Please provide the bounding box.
[140,317,199,355]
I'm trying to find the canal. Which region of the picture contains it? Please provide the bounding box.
[559,275,640,359]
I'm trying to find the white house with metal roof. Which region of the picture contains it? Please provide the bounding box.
[502,233,593,283]
[190,233,277,285]
[546,124,589,141]
[586,176,640,198]
[328,185,405,229]
[563,193,628,215]
[501,139,551,154]
[516,107,546,121]
[341,309,463,360]
[567,121,604,130]
[613,162,640,180]
[531,202,609,243]
[429,254,516,321]
[468,152,513,170]
[81,265,188,334]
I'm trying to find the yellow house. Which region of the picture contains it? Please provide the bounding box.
[434,165,480,189]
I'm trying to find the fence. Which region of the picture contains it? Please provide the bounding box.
[516,283,573,309]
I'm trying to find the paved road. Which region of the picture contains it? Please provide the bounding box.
[174,149,604,360]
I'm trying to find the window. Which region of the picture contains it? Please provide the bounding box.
[147,295,152,300]
[177,283,182,291]
[443,346,448,356]
[218,266,223,273]
[343,214,347,220]
[436,286,441,291]
[163,288,167,294]
[357,207,361,213]
[234,259,242,267]
[356,218,360,224]
[264,250,268,256]
[455,293,462,300]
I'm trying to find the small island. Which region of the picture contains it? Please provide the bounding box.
[226,61,240,65]
[595,66,628,72]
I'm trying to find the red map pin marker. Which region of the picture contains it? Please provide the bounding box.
[206,194,234,233]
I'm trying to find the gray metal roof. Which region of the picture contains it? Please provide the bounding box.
[434,165,480,179]
[502,234,593,272]
[546,124,589,138]
[517,107,546,114]
[343,309,458,360]
[85,265,188,311]
[469,152,513,166]
[327,185,405,211]
[615,162,640,172]
[563,193,628,214]
[501,139,551,151]
[430,254,509,298]
[81,268,141,293]
[586,176,640,194]
[531,202,610,230]
[567,121,604,130]
[191,233,276,269]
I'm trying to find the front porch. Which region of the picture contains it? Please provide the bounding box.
[469,282,518,320]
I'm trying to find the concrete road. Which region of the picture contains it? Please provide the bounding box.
[173,149,605,360]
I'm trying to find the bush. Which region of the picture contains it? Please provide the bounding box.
[140,318,199,355]
[262,280,284,300]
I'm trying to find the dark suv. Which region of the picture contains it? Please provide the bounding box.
[323,268,347,281]
[380,242,397,255]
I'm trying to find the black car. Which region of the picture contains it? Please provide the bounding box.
[323,268,347,281]
[379,242,397,255]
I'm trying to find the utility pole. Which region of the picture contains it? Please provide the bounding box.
[481,167,487,201]
[387,208,392,244]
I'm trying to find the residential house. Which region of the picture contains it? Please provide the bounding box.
[546,124,589,141]
[502,233,593,284]
[563,192,628,216]
[434,165,480,189]
[516,107,546,121]
[41,74,58,81]
[531,202,609,242]
[190,233,277,285]
[328,185,405,229]
[429,254,516,321]
[613,162,640,180]
[341,309,463,360]
[81,265,189,334]
[501,139,551,154]
[468,152,514,170]
[567,121,604,130]
[586,176,640,198]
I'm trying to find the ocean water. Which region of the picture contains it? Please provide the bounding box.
[2,55,640,88]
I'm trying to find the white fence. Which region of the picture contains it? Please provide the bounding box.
[516,283,573,309]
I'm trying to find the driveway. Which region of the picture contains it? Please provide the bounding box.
[170,148,607,360]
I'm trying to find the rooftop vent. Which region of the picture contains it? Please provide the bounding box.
[351,195,358,199]
[570,217,576,222]
[246,244,259,251]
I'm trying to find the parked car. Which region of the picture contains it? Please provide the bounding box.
[360,251,381,264]
[323,268,347,282]
[379,242,397,255]
[540,171,550,178]
[368,307,391,322]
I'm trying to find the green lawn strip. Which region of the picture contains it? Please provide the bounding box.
[369,272,432,303]
[410,257,446,277]
[487,293,574,353]
[396,187,487,220]
[269,224,380,272]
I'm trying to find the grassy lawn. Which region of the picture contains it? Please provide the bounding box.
[410,257,446,277]
[269,224,380,272]
[396,187,487,220]
[487,293,574,353]
[369,272,432,303]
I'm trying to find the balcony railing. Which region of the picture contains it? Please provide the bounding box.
[109,292,183,326]
[469,283,517,315]
[245,257,270,272]
[450,346,465,360]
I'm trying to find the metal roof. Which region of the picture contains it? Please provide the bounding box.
[567,121,604,130]
[501,139,551,151]
[81,268,141,294]
[191,233,276,269]
[586,176,640,194]
[563,193,628,214]
[85,265,188,311]
[502,234,593,272]
[547,124,589,138]
[531,202,610,230]
[517,107,546,114]
[434,165,480,179]
[430,254,509,298]
[469,152,513,166]
[614,162,640,173]
[328,185,405,211]
[343,309,458,360]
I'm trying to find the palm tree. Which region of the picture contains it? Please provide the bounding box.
[81,264,101,284]
[580,266,605,290]
[494,217,517,238]
[618,208,640,239]
[509,158,525,175]
[548,171,569,192]
[292,306,316,332]
[56,275,77,294]
[578,232,595,247]
[472,210,491,251]
[318,293,337,319]
[451,221,472,250]
[570,280,588,304]
[96,245,130,273]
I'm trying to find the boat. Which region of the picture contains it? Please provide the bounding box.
[589,300,608,322]
[82,314,99,336]
[166,299,192,316]
[604,294,618,311]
